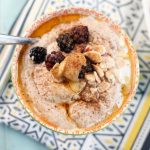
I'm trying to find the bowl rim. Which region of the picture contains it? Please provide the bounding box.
[11,7,139,135]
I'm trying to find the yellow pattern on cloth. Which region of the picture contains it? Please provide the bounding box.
[124,91,150,149]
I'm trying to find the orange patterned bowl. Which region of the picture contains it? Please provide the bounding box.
[11,7,139,134]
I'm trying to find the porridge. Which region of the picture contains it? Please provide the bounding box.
[20,16,131,129]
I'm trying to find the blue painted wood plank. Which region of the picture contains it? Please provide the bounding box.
[4,125,48,150]
[0,124,6,150]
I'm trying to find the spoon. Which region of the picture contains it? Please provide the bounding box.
[0,34,38,96]
[0,34,39,44]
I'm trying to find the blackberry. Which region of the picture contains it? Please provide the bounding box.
[84,57,94,73]
[78,70,85,79]
[56,33,75,53]
[45,51,65,70]
[70,25,89,44]
[78,58,94,79]
[30,47,47,64]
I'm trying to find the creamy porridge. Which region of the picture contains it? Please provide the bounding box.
[19,16,132,129]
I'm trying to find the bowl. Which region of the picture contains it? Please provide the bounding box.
[11,7,139,134]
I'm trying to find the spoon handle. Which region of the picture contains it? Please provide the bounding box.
[0,34,39,44]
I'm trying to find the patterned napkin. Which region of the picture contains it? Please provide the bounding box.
[0,0,150,149]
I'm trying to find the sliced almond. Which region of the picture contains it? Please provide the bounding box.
[69,81,86,93]
[90,87,98,95]
[102,56,115,68]
[85,73,95,82]
[85,73,96,87]
[94,71,101,83]
[105,70,115,84]
[93,45,106,55]
[93,65,104,78]
[98,81,110,93]
[84,51,102,63]
[100,62,107,69]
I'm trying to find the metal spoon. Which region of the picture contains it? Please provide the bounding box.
[0,34,39,44]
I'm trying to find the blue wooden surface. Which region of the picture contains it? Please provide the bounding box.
[0,0,48,149]
[0,124,47,150]
[0,0,26,34]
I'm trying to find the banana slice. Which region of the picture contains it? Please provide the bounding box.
[51,53,86,82]
[63,53,86,82]
[50,63,65,82]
